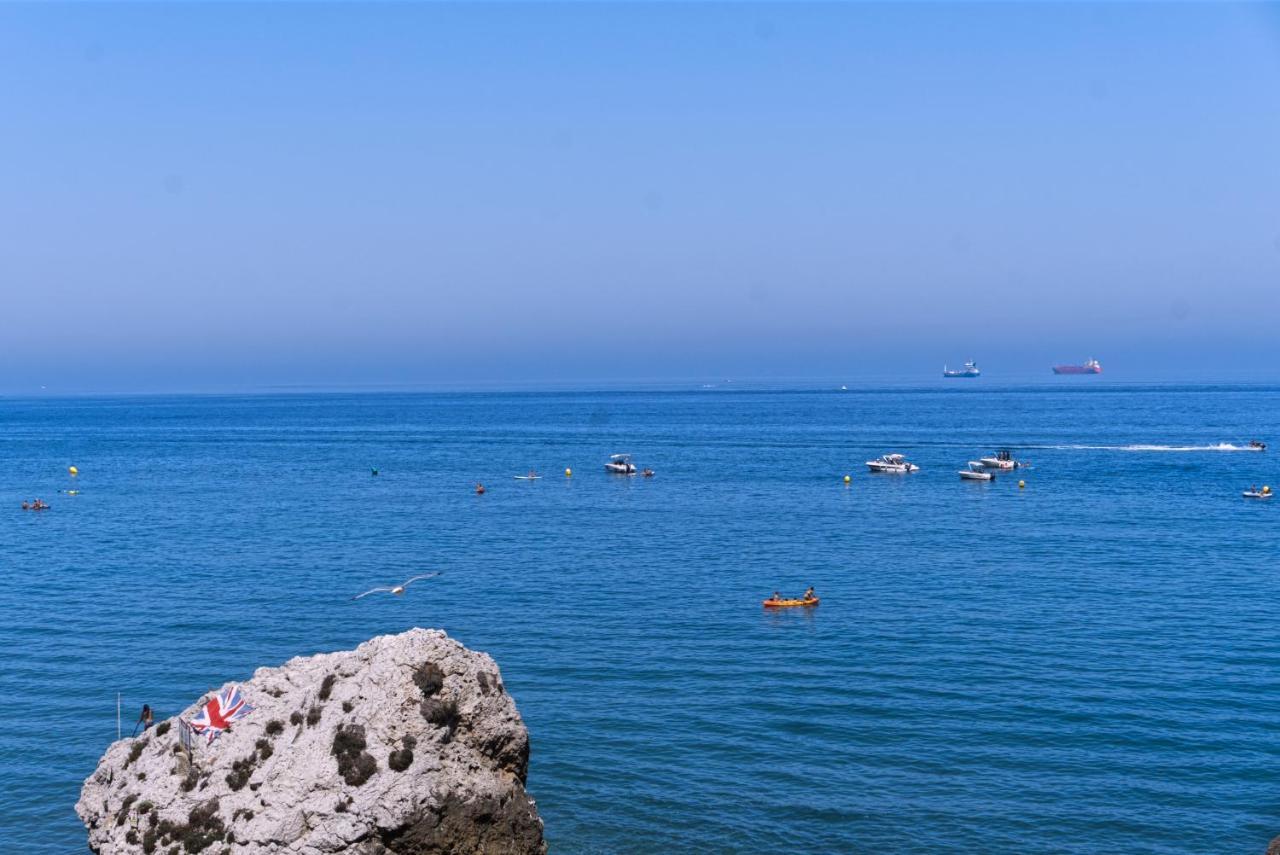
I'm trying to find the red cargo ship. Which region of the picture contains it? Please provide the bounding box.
[1052,358,1102,375]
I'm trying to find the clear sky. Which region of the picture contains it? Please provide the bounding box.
[3,2,1279,392]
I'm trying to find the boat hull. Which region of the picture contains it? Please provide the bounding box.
[867,463,919,473]
[959,470,994,480]
[1053,365,1102,374]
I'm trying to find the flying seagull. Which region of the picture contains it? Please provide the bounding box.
[352,572,442,600]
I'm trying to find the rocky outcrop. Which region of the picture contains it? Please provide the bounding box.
[77,629,544,854]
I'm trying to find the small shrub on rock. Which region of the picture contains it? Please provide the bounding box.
[319,673,336,701]
[225,756,256,792]
[421,696,461,739]
[342,701,353,713]
[388,747,413,772]
[306,705,322,727]
[124,741,146,768]
[175,798,225,853]
[116,793,139,825]
[411,662,444,697]
[155,721,171,737]
[289,711,303,726]
[331,724,378,786]
[264,719,284,737]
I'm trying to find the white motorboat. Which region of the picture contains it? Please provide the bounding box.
[1243,487,1272,499]
[866,453,920,474]
[605,453,637,474]
[959,461,994,481]
[978,449,1022,470]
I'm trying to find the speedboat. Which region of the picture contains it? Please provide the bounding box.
[978,449,1022,470]
[1243,486,1272,499]
[866,453,920,474]
[605,453,637,474]
[959,461,994,481]
[1248,440,1266,451]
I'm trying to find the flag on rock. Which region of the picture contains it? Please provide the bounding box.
[188,685,253,745]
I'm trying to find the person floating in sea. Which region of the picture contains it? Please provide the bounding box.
[21,501,29,510]
[475,483,485,495]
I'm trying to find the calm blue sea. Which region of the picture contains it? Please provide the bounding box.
[2,385,1278,854]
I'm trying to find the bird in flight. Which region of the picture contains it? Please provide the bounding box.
[352,572,442,600]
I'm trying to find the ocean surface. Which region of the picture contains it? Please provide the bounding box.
[2,384,1278,854]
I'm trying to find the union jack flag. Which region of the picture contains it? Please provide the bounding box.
[188,685,253,746]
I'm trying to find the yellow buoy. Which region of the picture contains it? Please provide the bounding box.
[68,466,79,476]
[565,468,572,477]
[1018,480,1026,489]
[843,474,851,484]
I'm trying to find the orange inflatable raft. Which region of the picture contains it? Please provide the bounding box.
[762,597,819,609]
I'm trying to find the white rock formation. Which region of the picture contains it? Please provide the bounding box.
[77,628,544,854]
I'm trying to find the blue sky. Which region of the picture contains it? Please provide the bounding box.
[2,2,1279,391]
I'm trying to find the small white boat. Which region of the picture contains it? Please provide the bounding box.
[866,453,920,474]
[959,461,994,481]
[978,449,1022,470]
[605,453,637,474]
[1243,487,1272,499]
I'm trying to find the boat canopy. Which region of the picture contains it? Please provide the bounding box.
[609,453,632,460]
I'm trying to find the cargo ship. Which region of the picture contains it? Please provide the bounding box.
[1052,358,1102,375]
[943,360,980,378]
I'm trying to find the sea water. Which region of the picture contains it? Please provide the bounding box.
[1,384,1278,853]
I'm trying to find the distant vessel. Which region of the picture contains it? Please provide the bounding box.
[1053,358,1102,375]
[959,461,994,481]
[943,360,980,378]
[604,453,637,474]
[978,449,1023,470]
